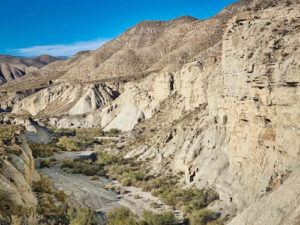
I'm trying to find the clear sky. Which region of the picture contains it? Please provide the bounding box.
[1,0,237,57]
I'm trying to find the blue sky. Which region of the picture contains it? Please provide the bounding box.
[1,0,237,57]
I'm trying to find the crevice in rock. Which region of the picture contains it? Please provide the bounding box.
[170,73,174,91]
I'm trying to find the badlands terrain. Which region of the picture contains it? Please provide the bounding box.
[0,0,299,224]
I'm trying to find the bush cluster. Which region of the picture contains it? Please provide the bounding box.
[0,125,24,157]
[28,127,122,158]
[61,158,105,176]
[55,127,121,152]
[33,176,96,225]
[106,207,177,225]
[188,209,221,225]
[0,189,33,221]
[39,158,58,168]
[29,142,61,158]
[61,152,222,225]
[56,135,93,151]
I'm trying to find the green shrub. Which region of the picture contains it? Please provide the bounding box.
[122,178,133,186]
[56,133,96,151]
[36,193,57,215]
[39,160,51,168]
[54,191,67,203]
[150,202,159,209]
[141,210,177,225]
[106,207,138,225]
[68,206,96,225]
[0,189,33,219]
[49,127,76,136]
[106,207,178,225]
[0,125,22,145]
[56,136,81,151]
[11,213,44,225]
[149,185,218,213]
[61,158,75,168]
[207,221,224,225]
[188,209,219,225]
[29,142,61,158]
[97,152,123,165]
[76,128,104,138]
[0,125,24,157]
[33,177,54,194]
[61,159,105,176]
[105,128,121,136]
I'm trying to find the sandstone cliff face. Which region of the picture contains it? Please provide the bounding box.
[111,3,300,224]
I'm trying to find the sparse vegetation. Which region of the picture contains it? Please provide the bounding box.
[106,207,178,225]
[29,141,62,158]
[0,189,34,221]
[92,175,99,180]
[188,209,220,225]
[54,127,121,152]
[105,128,121,136]
[107,207,138,225]
[0,125,24,157]
[0,175,96,225]
[141,210,177,225]
[61,151,222,224]
[54,190,67,203]
[33,176,96,225]
[33,176,55,194]
[61,158,105,176]
[56,135,87,151]
[39,158,59,168]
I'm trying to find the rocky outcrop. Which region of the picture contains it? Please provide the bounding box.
[14,118,54,144]
[104,104,145,131]
[68,84,117,115]
[228,169,300,225]
[12,83,119,117]
[0,91,32,112]
[0,134,40,208]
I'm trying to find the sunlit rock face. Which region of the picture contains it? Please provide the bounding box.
[0,135,40,208]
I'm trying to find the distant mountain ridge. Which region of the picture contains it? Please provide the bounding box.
[0,54,63,68]
[0,54,63,86]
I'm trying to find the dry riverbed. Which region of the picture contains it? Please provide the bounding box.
[37,151,183,223]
